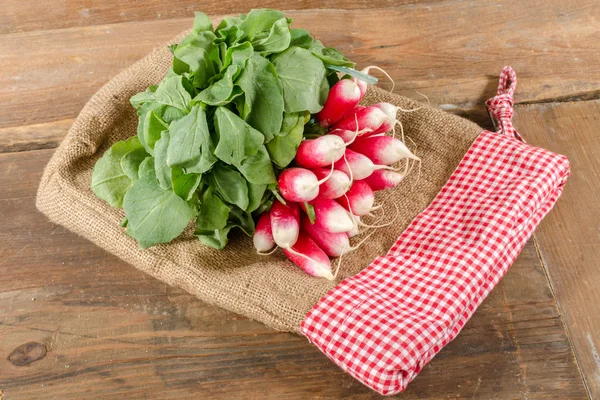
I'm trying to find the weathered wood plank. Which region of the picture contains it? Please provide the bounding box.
[514,99,600,398]
[0,149,588,398]
[0,119,73,153]
[0,0,421,34]
[1,0,599,131]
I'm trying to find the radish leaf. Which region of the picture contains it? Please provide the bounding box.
[240,9,285,40]
[253,18,291,55]
[237,146,276,184]
[171,166,201,201]
[140,110,168,154]
[197,186,230,231]
[272,47,327,113]
[91,137,146,208]
[123,175,197,249]
[153,131,172,190]
[234,54,284,141]
[289,28,313,49]
[193,65,243,106]
[266,112,304,168]
[212,163,250,210]
[214,106,264,165]
[246,183,267,213]
[167,105,216,173]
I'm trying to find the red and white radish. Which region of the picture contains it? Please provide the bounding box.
[253,212,275,253]
[295,134,346,168]
[336,180,375,216]
[300,215,352,258]
[329,128,380,144]
[270,200,300,249]
[311,168,351,199]
[283,233,334,280]
[350,135,419,165]
[353,66,395,98]
[316,79,362,127]
[334,149,396,181]
[372,102,425,140]
[346,215,361,238]
[277,168,321,203]
[363,169,405,191]
[302,197,354,233]
[371,102,396,134]
[331,105,388,133]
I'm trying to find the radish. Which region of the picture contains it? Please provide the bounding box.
[316,79,362,127]
[300,215,352,258]
[350,135,419,165]
[336,180,375,216]
[277,168,322,203]
[331,106,386,132]
[253,212,275,253]
[372,101,425,139]
[363,169,405,191]
[311,168,351,199]
[334,149,396,181]
[331,105,388,133]
[302,197,354,233]
[329,128,380,144]
[295,135,346,168]
[371,102,396,134]
[346,215,361,238]
[283,233,334,280]
[270,200,300,249]
[353,66,395,98]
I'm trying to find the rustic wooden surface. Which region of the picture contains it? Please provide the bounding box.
[514,100,600,398]
[0,0,597,398]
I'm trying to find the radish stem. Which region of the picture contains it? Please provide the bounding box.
[271,189,287,205]
[327,65,378,84]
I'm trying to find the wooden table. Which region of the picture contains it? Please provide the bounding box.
[1,1,598,398]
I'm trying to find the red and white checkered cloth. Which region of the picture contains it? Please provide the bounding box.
[300,67,570,395]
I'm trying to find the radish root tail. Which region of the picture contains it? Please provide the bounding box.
[345,115,373,146]
[316,156,336,186]
[405,135,422,189]
[286,247,334,280]
[364,65,396,93]
[393,119,406,143]
[415,90,431,107]
[358,203,400,228]
[343,150,354,186]
[257,246,279,256]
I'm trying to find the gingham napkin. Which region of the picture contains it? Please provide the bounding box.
[300,67,570,395]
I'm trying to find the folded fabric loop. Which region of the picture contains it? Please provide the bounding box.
[486,66,524,142]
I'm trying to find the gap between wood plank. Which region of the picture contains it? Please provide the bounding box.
[532,236,592,399]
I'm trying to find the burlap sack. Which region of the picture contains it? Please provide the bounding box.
[36,31,482,333]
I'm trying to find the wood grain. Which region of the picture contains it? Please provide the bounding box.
[514,99,600,398]
[1,0,599,131]
[0,0,595,396]
[0,0,428,35]
[0,119,73,153]
[0,149,588,398]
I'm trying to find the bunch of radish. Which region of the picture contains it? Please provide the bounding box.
[253,70,420,280]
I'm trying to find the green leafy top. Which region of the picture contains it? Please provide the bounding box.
[91,9,354,250]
